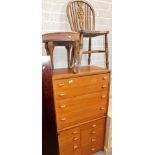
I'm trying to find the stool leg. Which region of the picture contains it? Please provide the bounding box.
[105,34,109,69]
[45,42,50,55]
[65,45,71,69]
[88,37,92,65]
[73,43,77,73]
[48,42,55,69]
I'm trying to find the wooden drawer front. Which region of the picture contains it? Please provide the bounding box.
[56,92,108,130]
[58,118,106,155]
[81,118,106,154]
[54,73,110,91]
[90,119,105,153]
[55,83,108,100]
[58,127,81,155]
[56,91,108,110]
[81,124,92,155]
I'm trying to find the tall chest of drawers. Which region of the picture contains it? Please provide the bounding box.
[52,66,111,155]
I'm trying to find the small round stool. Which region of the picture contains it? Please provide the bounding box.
[42,32,80,73]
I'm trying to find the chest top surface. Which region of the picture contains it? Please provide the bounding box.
[52,66,111,80]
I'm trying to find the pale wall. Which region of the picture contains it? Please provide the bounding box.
[42,0,112,69]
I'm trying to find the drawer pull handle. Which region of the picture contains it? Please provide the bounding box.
[91,148,96,151]
[100,107,105,110]
[72,131,79,134]
[73,145,79,150]
[92,131,96,134]
[103,76,107,80]
[92,124,97,128]
[60,118,66,121]
[42,66,46,70]
[91,138,96,142]
[102,85,107,88]
[73,137,79,141]
[59,93,64,97]
[58,83,64,87]
[68,80,73,84]
[101,95,106,99]
[59,105,66,109]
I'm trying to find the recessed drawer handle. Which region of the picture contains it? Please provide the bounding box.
[60,118,66,121]
[91,138,96,142]
[102,85,107,88]
[100,107,105,110]
[68,80,73,84]
[58,83,64,87]
[101,95,106,99]
[73,137,79,141]
[73,145,79,150]
[91,148,96,151]
[72,131,79,134]
[92,124,97,128]
[59,93,65,97]
[59,105,66,109]
[92,131,96,134]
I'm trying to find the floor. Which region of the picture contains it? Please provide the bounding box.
[93,151,112,155]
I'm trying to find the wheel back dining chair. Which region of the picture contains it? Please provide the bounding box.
[66,0,109,69]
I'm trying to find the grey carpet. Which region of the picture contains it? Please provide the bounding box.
[93,151,112,155]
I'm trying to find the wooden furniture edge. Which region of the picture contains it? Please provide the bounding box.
[52,66,111,80]
[57,116,107,133]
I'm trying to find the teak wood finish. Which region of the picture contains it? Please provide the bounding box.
[42,32,80,72]
[58,118,105,155]
[51,66,111,155]
[66,0,110,69]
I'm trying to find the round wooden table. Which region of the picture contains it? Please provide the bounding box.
[42,32,80,73]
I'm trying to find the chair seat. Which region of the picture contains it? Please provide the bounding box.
[79,30,109,37]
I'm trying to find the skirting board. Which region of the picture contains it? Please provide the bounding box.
[104,146,112,154]
[104,98,112,154]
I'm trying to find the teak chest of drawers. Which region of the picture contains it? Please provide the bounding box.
[52,66,111,155]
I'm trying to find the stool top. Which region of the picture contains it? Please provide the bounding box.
[42,32,80,43]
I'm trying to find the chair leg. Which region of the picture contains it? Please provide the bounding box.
[65,45,71,69]
[70,47,74,68]
[73,34,83,73]
[47,42,55,69]
[105,34,109,69]
[88,37,92,65]
[73,41,81,73]
[77,49,82,73]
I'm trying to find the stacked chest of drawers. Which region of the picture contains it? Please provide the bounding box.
[52,66,111,155]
